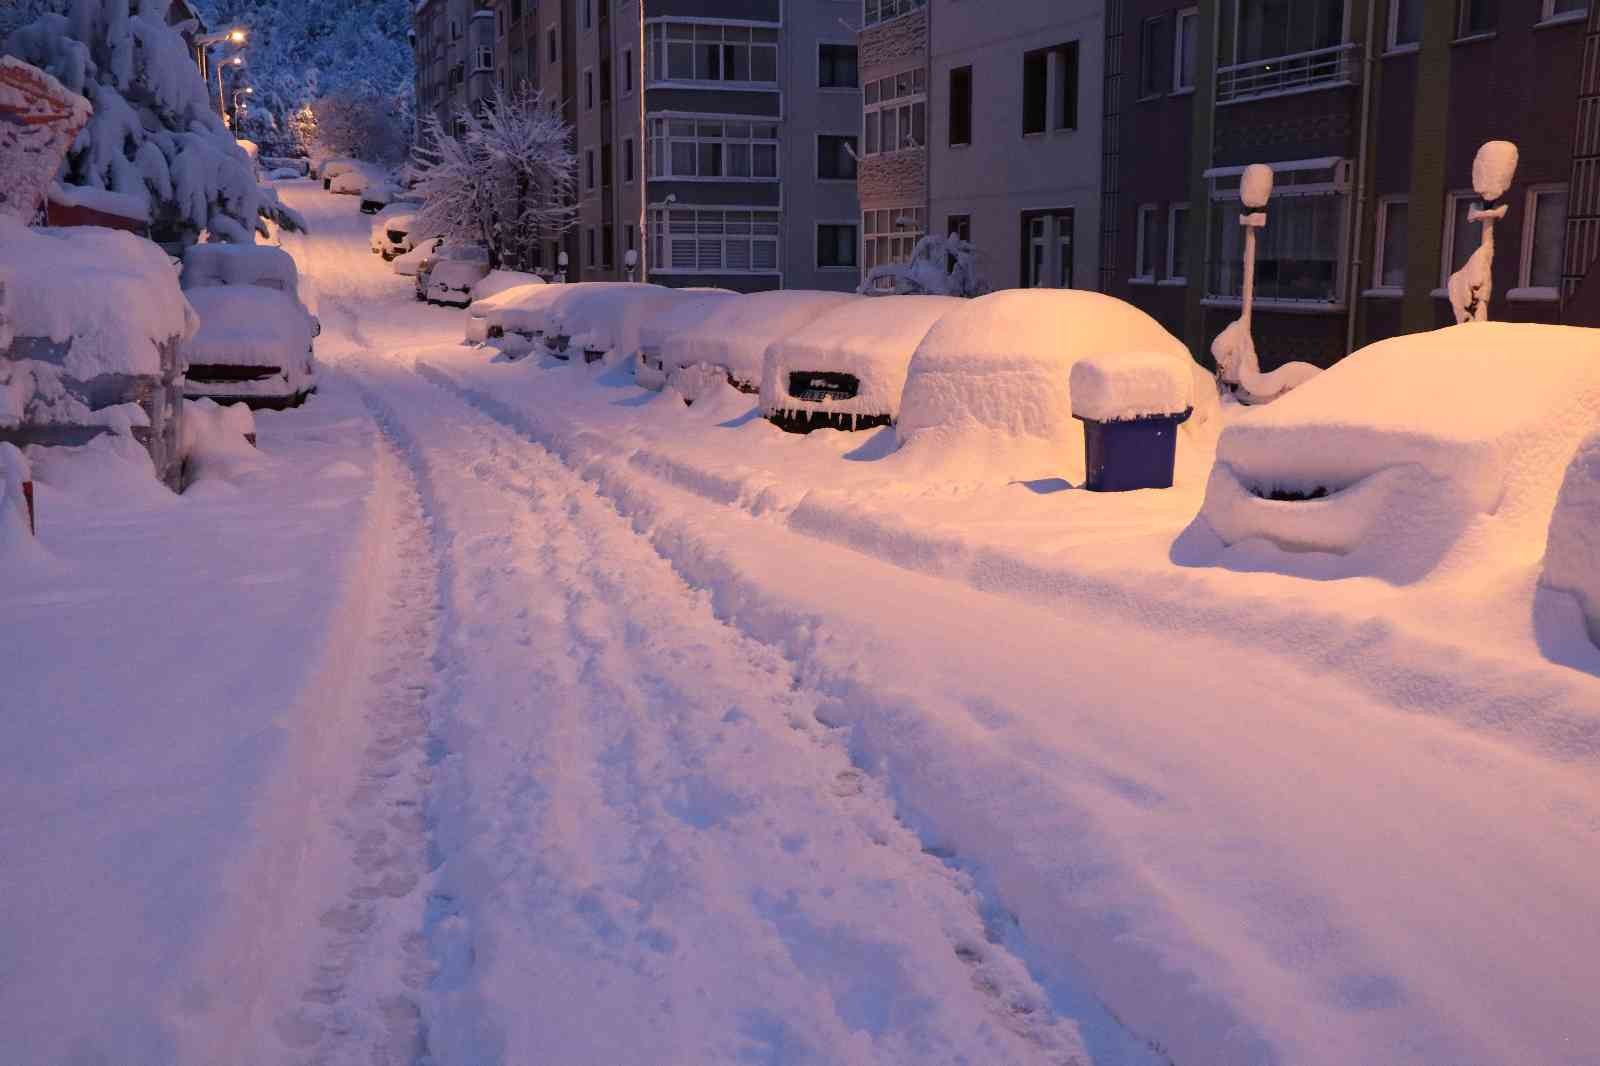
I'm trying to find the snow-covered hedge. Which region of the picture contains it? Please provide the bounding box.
[1542,432,1600,646]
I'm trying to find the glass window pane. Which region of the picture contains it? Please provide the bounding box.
[667,42,693,78]
[698,142,722,176]
[1379,201,1408,288]
[753,143,778,177]
[750,45,777,82]
[1171,206,1190,277]
[727,142,751,177]
[1530,189,1567,288]
[671,141,696,176]
[1450,196,1476,273]
[1392,0,1422,45]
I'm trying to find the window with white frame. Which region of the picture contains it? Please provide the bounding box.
[476,47,494,72]
[646,22,779,85]
[647,118,779,180]
[862,206,926,275]
[862,68,926,156]
[1229,0,1347,64]
[1175,8,1199,91]
[1521,185,1568,293]
[1544,0,1587,20]
[1441,190,1477,287]
[1388,0,1421,49]
[1134,204,1159,279]
[1208,159,1349,303]
[648,207,781,274]
[864,0,926,28]
[1168,202,1191,280]
[1373,196,1408,290]
[1022,210,1074,288]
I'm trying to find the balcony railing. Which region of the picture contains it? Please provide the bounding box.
[1216,43,1360,105]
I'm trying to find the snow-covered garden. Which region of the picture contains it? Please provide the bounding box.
[4,8,1600,1058]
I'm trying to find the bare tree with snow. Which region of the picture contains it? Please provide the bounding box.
[408,88,577,271]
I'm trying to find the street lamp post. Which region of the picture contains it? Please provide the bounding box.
[196,28,246,123]
[557,250,569,284]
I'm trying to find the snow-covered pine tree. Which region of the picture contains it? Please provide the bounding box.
[409,88,577,271]
[3,0,265,245]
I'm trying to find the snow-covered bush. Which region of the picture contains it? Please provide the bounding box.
[860,233,983,297]
[1542,432,1600,647]
[3,0,271,244]
[408,87,577,270]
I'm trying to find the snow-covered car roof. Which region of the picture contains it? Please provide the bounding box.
[184,285,315,369]
[319,158,362,179]
[636,290,743,352]
[897,289,1218,451]
[330,170,369,195]
[471,270,543,302]
[759,295,963,420]
[391,238,441,276]
[470,281,566,336]
[659,290,860,386]
[181,242,300,294]
[1200,323,1600,576]
[431,240,490,263]
[381,211,416,233]
[0,219,197,384]
[425,258,490,298]
[544,283,682,356]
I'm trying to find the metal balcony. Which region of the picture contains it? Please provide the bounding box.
[1215,43,1360,105]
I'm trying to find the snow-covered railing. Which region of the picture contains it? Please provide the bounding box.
[1216,43,1359,105]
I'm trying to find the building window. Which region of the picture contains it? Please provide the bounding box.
[1023,42,1078,134]
[863,0,927,28]
[1139,17,1169,97]
[477,47,494,72]
[819,44,859,88]
[623,137,635,183]
[648,119,780,180]
[649,207,782,274]
[601,143,612,187]
[623,48,634,93]
[602,224,614,270]
[586,148,596,191]
[601,57,611,103]
[449,17,461,40]
[1175,8,1198,91]
[1389,0,1422,49]
[862,206,926,275]
[587,226,596,268]
[584,0,592,30]
[1457,0,1495,36]
[1230,0,1348,63]
[947,214,971,241]
[1213,192,1345,303]
[949,65,972,146]
[1168,202,1190,281]
[1521,185,1569,292]
[646,22,780,85]
[625,223,636,252]
[1021,210,1074,288]
[584,68,594,108]
[863,67,926,155]
[817,224,858,269]
[548,27,557,64]
[817,134,858,180]
[1373,197,1408,290]
[1134,204,1159,280]
[1544,0,1587,20]
[1441,190,1477,288]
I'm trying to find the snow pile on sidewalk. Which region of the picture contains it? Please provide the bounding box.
[1543,431,1600,645]
[1070,350,1195,422]
[661,290,859,389]
[759,294,961,421]
[0,441,31,557]
[1201,323,1600,579]
[180,398,259,491]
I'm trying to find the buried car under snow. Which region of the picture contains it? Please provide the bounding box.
[1197,322,1600,582]
[415,240,491,306]
[656,290,859,396]
[759,295,963,432]
[635,290,743,389]
[179,243,319,410]
[541,283,683,363]
[370,211,416,259]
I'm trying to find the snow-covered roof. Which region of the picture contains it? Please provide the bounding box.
[0,219,196,380]
[660,290,860,386]
[544,283,683,356]
[759,295,963,419]
[185,285,314,368]
[897,289,1218,450]
[181,242,300,296]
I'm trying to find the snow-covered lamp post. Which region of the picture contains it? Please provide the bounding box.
[557,250,569,284]
[1448,140,1519,324]
[1237,163,1273,334]
[624,248,638,282]
[197,28,247,120]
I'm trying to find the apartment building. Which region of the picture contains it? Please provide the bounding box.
[856,0,1104,291]
[1108,0,1595,369]
[426,0,862,291]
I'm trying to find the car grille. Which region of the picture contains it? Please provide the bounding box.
[789,371,859,403]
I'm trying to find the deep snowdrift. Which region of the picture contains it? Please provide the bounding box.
[1543,431,1600,646]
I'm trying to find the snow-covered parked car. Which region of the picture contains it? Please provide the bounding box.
[656,290,859,394]
[759,295,963,432]
[1542,431,1600,648]
[463,272,546,342]
[896,289,1219,471]
[635,290,744,390]
[179,243,319,410]
[0,220,195,490]
[541,283,683,362]
[318,157,361,187]
[465,282,567,354]
[359,180,400,215]
[370,211,416,259]
[261,155,308,177]
[391,236,440,277]
[416,240,491,305]
[329,169,369,197]
[1198,323,1600,582]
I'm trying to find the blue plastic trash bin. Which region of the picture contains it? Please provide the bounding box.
[1074,408,1192,491]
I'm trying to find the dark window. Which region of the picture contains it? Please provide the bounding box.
[624,48,634,92]
[548,27,557,64]
[1055,42,1079,130]
[819,44,859,87]
[818,134,858,180]
[583,0,592,30]
[947,214,971,241]
[626,224,636,251]
[586,227,595,267]
[1023,50,1047,134]
[817,224,858,268]
[949,65,972,146]
[601,57,611,102]
[602,224,614,269]
[586,149,595,190]
[601,144,612,187]
[624,138,635,182]
[1458,0,1496,36]
[585,69,594,108]
[1139,17,1169,97]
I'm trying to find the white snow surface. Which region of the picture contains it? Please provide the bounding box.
[1069,351,1195,422]
[184,286,314,370]
[182,241,300,293]
[0,219,197,380]
[759,294,962,420]
[47,180,152,222]
[1542,431,1600,646]
[1201,323,1600,579]
[330,169,369,195]
[390,237,437,276]
[470,268,543,301]
[659,289,859,388]
[542,282,682,357]
[1240,163,1273,208]
[1472,140,1519,200]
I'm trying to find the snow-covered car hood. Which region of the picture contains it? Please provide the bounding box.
[185,286,315,368]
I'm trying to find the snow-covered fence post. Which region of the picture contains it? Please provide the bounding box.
[1448,140,1519,324]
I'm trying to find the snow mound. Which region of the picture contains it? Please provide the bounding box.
[545,283,682,358]
[472,270,544,302]
[897,289,1218,461]
[185,286,315,369]
[0,219,197,383]
[182,242,300,293]
[1200,323,1600,580]
[635,290,744,387]
[0,441,32,558]
[660,290,860,389]
[1070,351,1194,422]
[180,397,260,491]
[1541,432,1600,646]
[473,282,566,341]
[391,239,437,277]
[47,181,151,223]
[330,170,369,195]
[760,295,962,421]
[25,430,172,509]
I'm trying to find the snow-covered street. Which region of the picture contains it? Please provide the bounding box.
[6,179,1600,1066]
